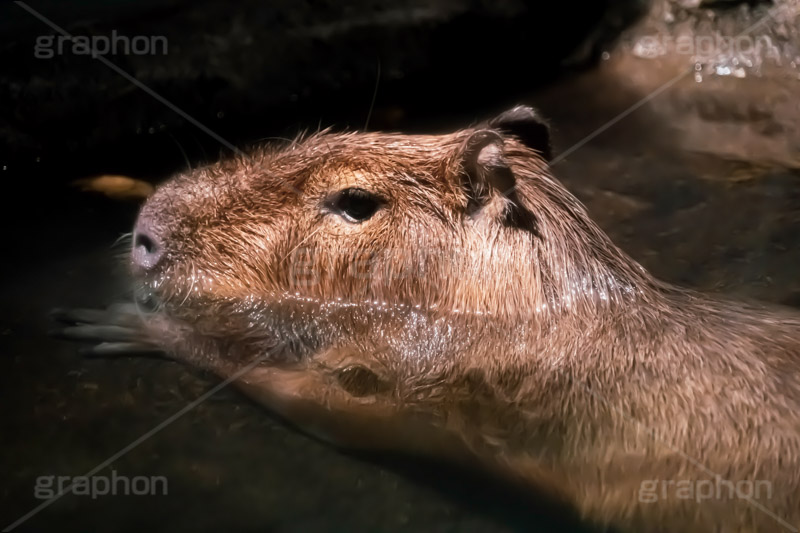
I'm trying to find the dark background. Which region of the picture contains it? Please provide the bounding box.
[1,0,646,183]
[4,1,798,532]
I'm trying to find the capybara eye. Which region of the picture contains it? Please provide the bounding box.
[328,188,382,223]
[335,365,390,397]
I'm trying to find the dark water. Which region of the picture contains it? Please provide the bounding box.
[3,36,800,533]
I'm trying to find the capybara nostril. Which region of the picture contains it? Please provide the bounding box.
[131,224,163,270]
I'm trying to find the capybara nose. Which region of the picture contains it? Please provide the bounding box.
[131,219,163,271]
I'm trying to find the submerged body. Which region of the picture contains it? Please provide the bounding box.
[60,107,800,532]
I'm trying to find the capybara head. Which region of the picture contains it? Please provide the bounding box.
[130,106,652,453]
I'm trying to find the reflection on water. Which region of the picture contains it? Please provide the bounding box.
[541,0,800,307]
[3,2,800,531]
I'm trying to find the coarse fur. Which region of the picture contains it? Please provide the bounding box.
[65,109,800,532]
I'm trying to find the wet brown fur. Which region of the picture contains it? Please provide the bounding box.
[132,123,800,532]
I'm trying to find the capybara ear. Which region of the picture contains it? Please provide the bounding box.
[487,105,552,161]
[459,130,539,233]
[461,129,516,208]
